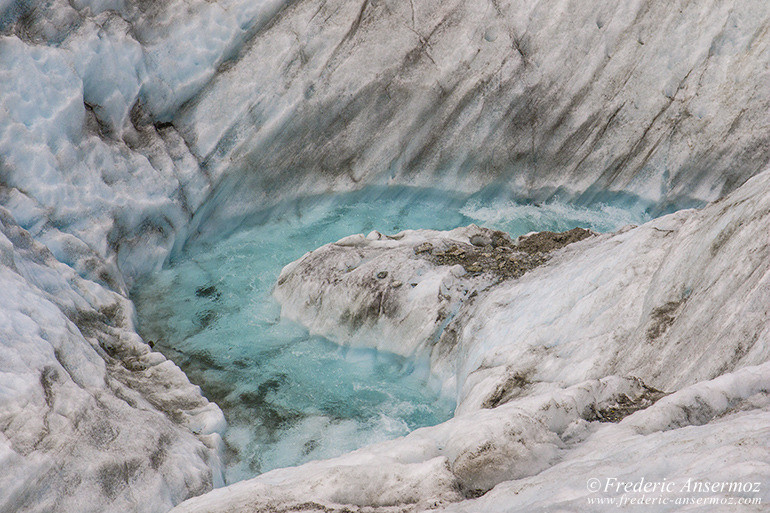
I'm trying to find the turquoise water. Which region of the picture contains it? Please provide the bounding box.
[132,186,648,483]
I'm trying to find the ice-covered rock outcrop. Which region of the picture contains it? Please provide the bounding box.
[274,224,594,365]
[171,167,770,511]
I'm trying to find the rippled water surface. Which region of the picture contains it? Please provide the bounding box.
[132,186,648,483]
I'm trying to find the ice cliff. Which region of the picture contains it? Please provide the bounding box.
[0,0,769,511]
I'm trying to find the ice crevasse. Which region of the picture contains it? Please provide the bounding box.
[0,0,769,511]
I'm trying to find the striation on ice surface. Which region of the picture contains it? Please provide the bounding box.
[178,0,770,215]
[273,224,595,364]
[2,0,769,285]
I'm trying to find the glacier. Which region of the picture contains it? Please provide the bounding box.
[0,0,769,511]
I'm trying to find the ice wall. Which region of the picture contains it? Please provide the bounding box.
[178,0,770,217]
[1,0,768,283]
[0,0,294,290]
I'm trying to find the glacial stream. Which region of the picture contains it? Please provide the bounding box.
[132,186,649,484]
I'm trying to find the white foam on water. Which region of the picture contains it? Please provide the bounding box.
[460,199,651,235]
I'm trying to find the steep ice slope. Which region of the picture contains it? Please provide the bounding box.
[0,207,225,513]
[1,3,280,508]
[178,0,770,214]
[172,169,770,511]
[1,0,768,283]
[1,0,768,294]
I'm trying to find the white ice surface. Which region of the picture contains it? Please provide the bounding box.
[0,0,291,290]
